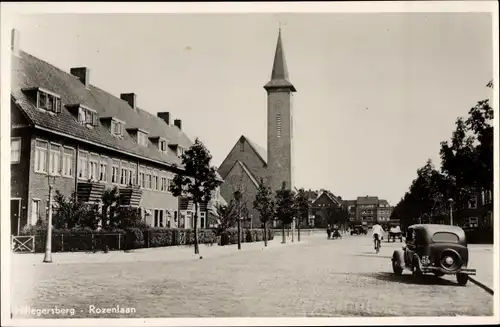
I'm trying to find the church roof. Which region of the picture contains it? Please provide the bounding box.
[244,136,267,164]
[264,29,296,92]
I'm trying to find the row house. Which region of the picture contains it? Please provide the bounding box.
[452,189,494,229]
[9,29,224,235]
[376,199,393,223]
[356,196,379,226]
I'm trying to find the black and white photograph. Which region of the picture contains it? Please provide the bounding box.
[1,1,498,325]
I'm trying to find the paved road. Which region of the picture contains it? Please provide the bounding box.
[10,233,493,318]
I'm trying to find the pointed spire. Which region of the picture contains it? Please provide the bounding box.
[264,29,296,92]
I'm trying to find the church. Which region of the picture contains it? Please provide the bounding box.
[218,30,297,228]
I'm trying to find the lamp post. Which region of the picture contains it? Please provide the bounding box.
[448,198,454,226]
[43,175,56,263]
[234,190,242,250]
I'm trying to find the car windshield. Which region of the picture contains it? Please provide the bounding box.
[432,232,459,243]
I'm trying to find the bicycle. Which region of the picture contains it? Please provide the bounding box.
[374,235,381,254]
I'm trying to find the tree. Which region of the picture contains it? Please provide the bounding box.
[253,179,275,246]
[294,188,309,242]
[216,201,239,232]
[101,187,119,229]
[275,181,296,244]
[52,191,99,230]
[169,138,219,255]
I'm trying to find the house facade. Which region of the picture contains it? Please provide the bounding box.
[311,191,344,228]
[9,29,224,235]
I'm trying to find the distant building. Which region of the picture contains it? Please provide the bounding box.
[377,199,392,223]
[343,196,392,227]
[311,190,343,228]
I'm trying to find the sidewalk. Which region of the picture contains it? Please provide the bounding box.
[11,237,311,267]
[467,245,494,292]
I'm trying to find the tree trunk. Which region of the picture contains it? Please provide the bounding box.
[282,222,286,244]
[194,202,200,255]
[298,218,301,242]
[263,221,268,247]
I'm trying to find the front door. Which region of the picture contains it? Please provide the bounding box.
[11,199,21,236]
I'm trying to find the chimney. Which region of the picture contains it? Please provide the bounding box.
[157,112,170,125]
[120,93,137,109]
[174,119,182,130]
[11,29,20,56]
[70,67,90,88]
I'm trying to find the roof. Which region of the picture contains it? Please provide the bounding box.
[378,199,390,206]
[264,29,296,92]
[357,196,379,205]
[11,50,196,170]
[244,136,267,164]
[313,191,342,207]
[229,160,260,188]
[409,224,466,236]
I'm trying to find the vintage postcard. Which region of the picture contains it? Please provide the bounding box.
[1,1,498,326]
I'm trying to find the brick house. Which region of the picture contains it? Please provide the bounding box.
[9,29,224,235]
[376,199,393,223]
[311,190,344,228]
[356,196,379,226]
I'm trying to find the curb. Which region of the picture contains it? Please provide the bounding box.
[468,276,494,295]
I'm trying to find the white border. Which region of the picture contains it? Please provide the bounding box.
[1,1,498,327]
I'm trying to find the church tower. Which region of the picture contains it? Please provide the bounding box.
[264,29,296,193]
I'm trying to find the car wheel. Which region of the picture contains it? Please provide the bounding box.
[392,259,403,276]
[412,256,422,276]
[456,273,469,286]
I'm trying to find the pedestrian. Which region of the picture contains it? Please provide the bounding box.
[327,226,332,239]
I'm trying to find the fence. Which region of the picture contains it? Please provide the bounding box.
[12,235,35,253]
[18,233,124,253]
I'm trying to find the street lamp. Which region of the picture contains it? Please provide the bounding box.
[448,198,454,226]
[43,174,56,263]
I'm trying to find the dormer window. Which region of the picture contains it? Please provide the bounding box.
[22,87,62,114]
[159,140,168,152]
[78,106,98,126]
[137,131,148,146]
[111,119,124,136]
[178,146,185,157]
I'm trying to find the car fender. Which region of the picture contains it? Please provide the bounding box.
[392,249,405,267]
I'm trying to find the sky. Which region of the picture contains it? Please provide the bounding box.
[11,12,493,205]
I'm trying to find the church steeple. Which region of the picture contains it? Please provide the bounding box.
[264,29,297,92]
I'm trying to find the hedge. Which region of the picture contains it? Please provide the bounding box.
[18,226,272,252]
[220,228,274,246]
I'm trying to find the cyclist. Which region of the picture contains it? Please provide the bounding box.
[372,221,384,251]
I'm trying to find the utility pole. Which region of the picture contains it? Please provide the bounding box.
[448,198,454,226]
[43,174,55,263]
[235,190,242,250]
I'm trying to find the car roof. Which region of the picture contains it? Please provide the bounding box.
[408,224,465,236]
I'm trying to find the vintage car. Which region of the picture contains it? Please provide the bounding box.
[388,225,403,242]
[350,225,367,235]
[391,224,476,286]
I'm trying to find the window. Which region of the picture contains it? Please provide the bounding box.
[31,199,41,226]
[160,177,167,192]
[111,120,123,136]
[152,172,158,191]
[78,107,98,126]
[120,163,128,185]
[37,90,61,113]
[34,140,48,173]
[78,151,88,179]
[11,138,21,163]
[178,147,184,157]
[129,167,136,186]
[468,195,478,209]
[159,140,167,152]
[432,232,459,243]
[100,158,108,182]
[139,167,145,188]
[88,155,99,181]
[147,172,152,189]
[49,144,61,175]
[167,177,173,193]
[200,212,206,229]
[276,113,282,138]
[62,147,74,177]
[137,131,148,146]
[112,160,119,184]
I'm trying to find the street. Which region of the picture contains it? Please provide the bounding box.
[11,232,493,318]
